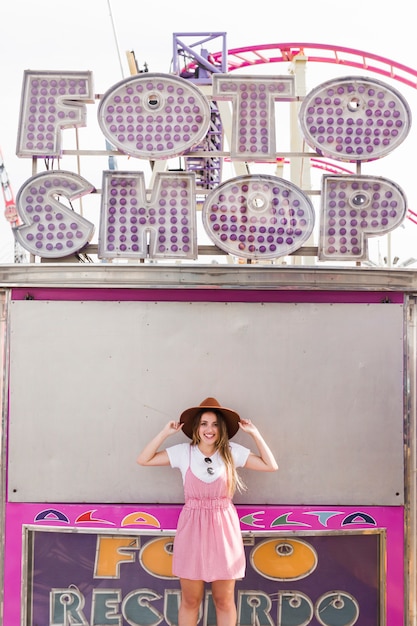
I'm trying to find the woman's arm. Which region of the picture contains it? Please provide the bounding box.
[137,421,183,466]
[239,419,278,472]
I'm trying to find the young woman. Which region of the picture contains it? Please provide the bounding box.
[137,397,278,626]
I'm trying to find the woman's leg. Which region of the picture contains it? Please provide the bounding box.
[211,579,237,626]
[178,578,204,626]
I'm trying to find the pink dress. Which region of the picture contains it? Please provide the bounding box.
[172,465,246,582]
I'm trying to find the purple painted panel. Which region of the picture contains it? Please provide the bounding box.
[3,502,404,626]
[27,529,380,626]
[11,287,405,304]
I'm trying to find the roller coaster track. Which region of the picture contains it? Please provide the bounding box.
[204,42,417,90]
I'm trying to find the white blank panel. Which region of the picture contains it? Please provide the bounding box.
[7,299,404,505]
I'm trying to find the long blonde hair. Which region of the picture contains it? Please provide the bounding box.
[191,410,246,497]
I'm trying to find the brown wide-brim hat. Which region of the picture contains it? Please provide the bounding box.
[180,397,241,439]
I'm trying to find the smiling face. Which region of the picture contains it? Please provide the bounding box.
[191,409,229,449]
[198,410,220,446]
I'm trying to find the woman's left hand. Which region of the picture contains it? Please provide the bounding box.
[239,419,279,472]
[238,418,259,435]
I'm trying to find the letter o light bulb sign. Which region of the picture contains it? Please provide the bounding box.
[299,76,411,162]
[97,73,211,160]
[202,175,315,259]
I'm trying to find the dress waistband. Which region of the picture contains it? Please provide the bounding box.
[184,497,231,510]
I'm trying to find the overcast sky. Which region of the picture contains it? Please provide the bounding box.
[1,0,416,263]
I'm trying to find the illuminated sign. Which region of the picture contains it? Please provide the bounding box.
[16,71,94,158]
[97,73,211,160]
[14,71,410,262]
[99,171,197,260]
[298,75,411,161]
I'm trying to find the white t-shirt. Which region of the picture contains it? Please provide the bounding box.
[166,442,251,484]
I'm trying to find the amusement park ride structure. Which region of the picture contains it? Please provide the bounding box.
[0,149,26,263]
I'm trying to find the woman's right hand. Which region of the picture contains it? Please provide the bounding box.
[137,420,183,466]
[163,420,183,436]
